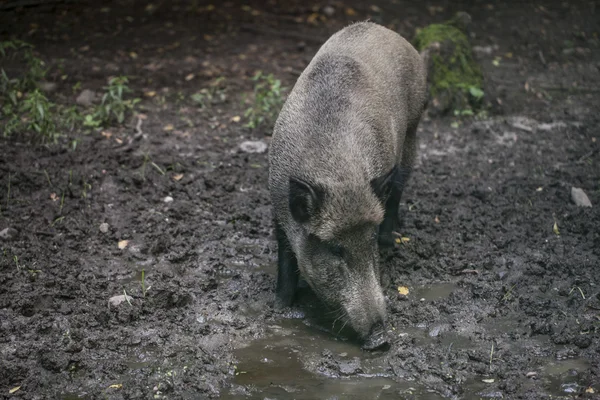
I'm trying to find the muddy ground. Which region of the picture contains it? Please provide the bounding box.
[0,0,599,399]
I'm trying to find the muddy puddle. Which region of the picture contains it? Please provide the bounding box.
[222,280,594,399]
[223,318,444,400]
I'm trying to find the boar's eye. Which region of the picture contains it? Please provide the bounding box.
[328,243,345,258]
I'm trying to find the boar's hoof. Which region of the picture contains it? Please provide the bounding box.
[361,323,389,351]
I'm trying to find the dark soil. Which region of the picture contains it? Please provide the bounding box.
[1,1,599,399]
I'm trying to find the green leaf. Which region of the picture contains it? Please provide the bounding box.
[469,86,484,99]
[37,103,44,119]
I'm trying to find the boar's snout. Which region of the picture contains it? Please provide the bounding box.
[361,321,389,351]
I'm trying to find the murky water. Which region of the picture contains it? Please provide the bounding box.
[222,319,444,400]
[221,279,594,399]
[413,282,459,301]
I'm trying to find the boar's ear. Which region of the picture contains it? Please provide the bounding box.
[370,165,398,203]
[289,177,324,223]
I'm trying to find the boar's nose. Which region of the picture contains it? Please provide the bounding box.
[361,321,388,351]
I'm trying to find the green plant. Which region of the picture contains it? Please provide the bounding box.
[244,71,286,130]
[60,105,82,132]
[20,89,58,141]
[0,40,85,143]
[0,40,46,92]
[190,76,227,108]
[92,76,140,126]
[83,114,102,128]
[414,17,486,113]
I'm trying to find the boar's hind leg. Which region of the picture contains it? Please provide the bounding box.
[378,123,417,248]
[275,222,299,306]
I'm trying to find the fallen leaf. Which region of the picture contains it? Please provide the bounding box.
[231,115,241,122]
[108,383,123,389]
[482,378,495,383]
[345,7,356,16]
[9,386,21,394]
[118,240,129,249]
[101,131,113,139]
[129,52,138,59]
[185,73,195,81]
[50,193,58,201]
[492,57,501,67]
[553,221,560,235]
[398,286,410,296]
[173,173,184,181]
[144,91,156,97]
[307,13,319,24]
[586,387,595,394]
[114,138,123,144]
[164,124,174,131]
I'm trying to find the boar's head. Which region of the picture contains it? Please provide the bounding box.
[286,167,396,349]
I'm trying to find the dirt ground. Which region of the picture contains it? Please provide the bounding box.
[1,0,599,399]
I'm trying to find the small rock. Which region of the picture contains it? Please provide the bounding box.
[39,82,58,93]
[473,45,498,55]
[239,140,268,154]
[163,196,174,203]
[339,358,361,375]
[0,227,17,241]
[571,187,592,207]
[108,294,133,307]
[99,223,109,233]
[76,89,96,106]
[322,5,335,17]
[561,382,580,394]
[429,324,449,337]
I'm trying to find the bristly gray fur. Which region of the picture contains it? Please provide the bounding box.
[268,21,427,342]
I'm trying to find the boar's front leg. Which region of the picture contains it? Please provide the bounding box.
[275,221,299,306]
[379,123,418,248]
[378,171,406,248]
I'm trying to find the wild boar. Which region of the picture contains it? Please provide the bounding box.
[268,21,427,349]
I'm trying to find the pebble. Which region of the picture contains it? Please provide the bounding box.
[239,140,268,154]
[339,358,361,375]
[322,5,335,16]
[163,196,174,203]
[39,82,58,93]
[571,187,592,207]
[76,89,96,106]
[0,227,17,241]
[428,324,449,337]
[99,223,109,233]
[108,294,133,307]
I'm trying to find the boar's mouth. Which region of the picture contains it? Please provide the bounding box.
[360,323,389,351]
